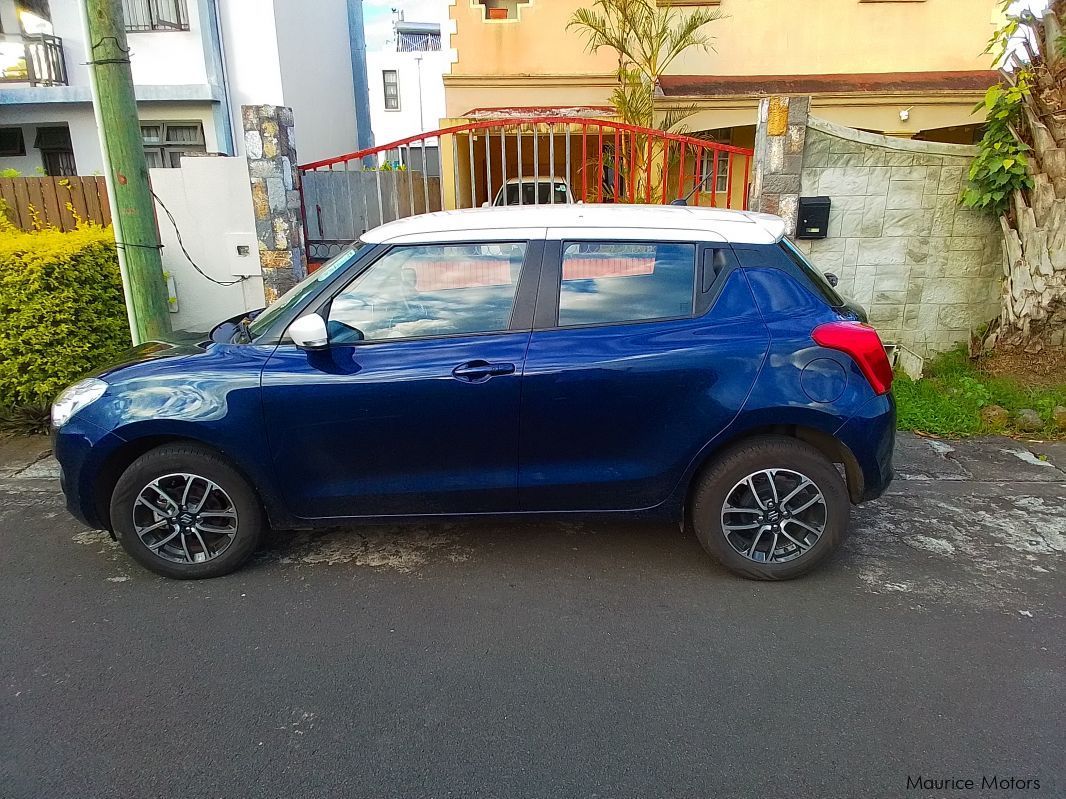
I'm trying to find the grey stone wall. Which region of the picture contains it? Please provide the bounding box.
[749,96,809,234]
[242,104,307,303]
[795,118,1003,357]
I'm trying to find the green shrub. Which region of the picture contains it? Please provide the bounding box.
[0,223,131,408]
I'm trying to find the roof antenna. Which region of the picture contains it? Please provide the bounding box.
[671,168,717,206]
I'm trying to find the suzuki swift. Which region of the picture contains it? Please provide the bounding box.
[52,205,894,580]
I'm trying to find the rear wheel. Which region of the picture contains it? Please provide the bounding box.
[110,444,264,579]
[690,436,850,580]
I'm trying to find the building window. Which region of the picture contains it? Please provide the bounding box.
[0,128,26,157]
[122,0,190,32]
[383,70,400,111]
[697,128,734,195]
[34,126,77,176]
[141,121,206,168]
[477,1,531,20]
[698,150,730,195]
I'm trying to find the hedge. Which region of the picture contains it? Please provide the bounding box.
[0,218,131,407]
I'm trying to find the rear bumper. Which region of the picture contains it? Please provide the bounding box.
[836,392,895,503]
[54,418,126,530]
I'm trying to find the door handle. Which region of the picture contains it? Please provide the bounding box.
[452,360,516,382]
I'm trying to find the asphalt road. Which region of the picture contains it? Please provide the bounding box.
[1,434,1063,799]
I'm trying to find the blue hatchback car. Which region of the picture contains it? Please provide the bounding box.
[52,205,894,580]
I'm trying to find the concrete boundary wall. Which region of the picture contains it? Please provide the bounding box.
[793,116,1003,357]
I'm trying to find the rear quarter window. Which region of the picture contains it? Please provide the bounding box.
[734,241,845,315]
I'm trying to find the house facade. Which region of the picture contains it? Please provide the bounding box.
[444,0,1003,149]
[0,0,367,176]
[365,11,449,176]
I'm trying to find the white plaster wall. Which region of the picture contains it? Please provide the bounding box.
[149,156,265,332]
[43,0,208,89]
[218,0,284,124]
[45,0,91,88]
[0,102,219,175]
[0,105,103,173]
[271,0,358,163]
[366,49,448,144]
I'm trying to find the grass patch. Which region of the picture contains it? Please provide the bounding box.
[894,347,1066,438]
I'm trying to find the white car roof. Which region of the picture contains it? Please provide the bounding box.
[361,204,786,246]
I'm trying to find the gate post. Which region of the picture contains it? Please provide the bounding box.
[242,104,307,302]
[749,95,810,235]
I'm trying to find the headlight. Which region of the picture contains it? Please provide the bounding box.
[51,378,108,429]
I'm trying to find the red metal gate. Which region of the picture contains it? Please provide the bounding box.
[298,116,754,260]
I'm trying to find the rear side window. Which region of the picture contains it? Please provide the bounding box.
[557,242,696,327]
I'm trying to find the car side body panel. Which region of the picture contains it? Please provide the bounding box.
[519,268,770,511]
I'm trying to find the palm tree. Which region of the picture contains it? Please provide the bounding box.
[970,0,1066,354]
[568,0,722,201]
[568,0,721,131]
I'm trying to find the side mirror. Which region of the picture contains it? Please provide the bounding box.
[288,313,329,350]
[824,272,839,287]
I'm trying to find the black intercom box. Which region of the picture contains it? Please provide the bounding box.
[796,196,831,239]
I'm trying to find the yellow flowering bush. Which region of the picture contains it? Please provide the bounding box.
[0,221,131,407]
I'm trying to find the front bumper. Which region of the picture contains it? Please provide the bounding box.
[53,417,126,530]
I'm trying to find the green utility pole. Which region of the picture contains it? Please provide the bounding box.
[84,0,171,343]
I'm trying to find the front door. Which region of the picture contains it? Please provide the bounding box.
[519,239,770,512]
[261,241,538,519]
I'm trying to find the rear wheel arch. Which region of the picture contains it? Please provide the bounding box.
[683,423,864,518]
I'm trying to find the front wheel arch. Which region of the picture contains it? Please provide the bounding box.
[93,436,276,532]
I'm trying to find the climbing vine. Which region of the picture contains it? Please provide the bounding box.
[961,78,1035,216]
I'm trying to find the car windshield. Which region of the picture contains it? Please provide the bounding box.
[246,243,367,338]
[498,181,568,205]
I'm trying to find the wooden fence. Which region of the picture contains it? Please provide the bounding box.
[0,176,112,232]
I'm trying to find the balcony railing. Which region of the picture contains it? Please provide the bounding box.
[0,34,68,87]
[122,0,190,32]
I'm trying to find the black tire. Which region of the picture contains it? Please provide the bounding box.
[689,435,850,580]
[110,443,264,579]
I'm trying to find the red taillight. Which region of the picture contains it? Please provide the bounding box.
[812,322,893,395]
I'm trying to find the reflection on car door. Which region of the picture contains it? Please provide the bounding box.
[519,239,770,511]
[261,240,541,518]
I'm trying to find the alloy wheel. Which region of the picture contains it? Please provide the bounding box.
[720,468,827,564]
[132,473,239,564]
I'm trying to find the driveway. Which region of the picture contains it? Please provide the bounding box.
[0,433,1063,798]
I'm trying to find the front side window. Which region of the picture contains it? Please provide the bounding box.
[328,243,526,343]
[383,70,400,110]
[557,242,696,327]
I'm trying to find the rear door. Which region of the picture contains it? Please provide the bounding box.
[518,232,770,512]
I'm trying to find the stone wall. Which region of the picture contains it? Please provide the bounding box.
[748,96,809,235]
[242,104,307,302]
[794,118,1003,357]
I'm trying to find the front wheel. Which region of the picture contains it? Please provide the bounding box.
[110,443,264,579]
[690,436,850,580]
